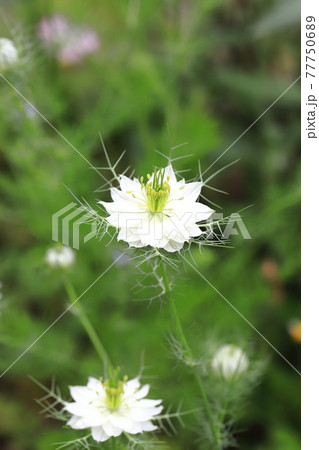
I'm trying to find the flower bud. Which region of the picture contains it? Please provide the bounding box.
[211,344,249,379]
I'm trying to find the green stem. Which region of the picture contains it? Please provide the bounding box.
[160,262,222,448]
[64,280,113,375]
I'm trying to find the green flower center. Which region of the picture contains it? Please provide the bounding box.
[141,168,170,213]
[103,368,128,411]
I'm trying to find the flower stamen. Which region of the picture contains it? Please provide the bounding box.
[141,167,171,213]
[103,368,128,411]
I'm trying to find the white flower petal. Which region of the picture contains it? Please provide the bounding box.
[65,403,107,427]
[164,165,177,185]
[186,224,203,237]
[192,201,213,215]
[124,405,163,422]
[164,240,184,252]
[164,215,193,241]
[64,402,85,416]
[126,423,144,434]
[169,181,201,203]
[119,175,142,193]
[181,181,202,201]
[66,415,89,429]
[99,199,144,215]
[135,384,150,399]
[110,187,129,203]
[124,377,140,393]
[87,377,105,395]
[82,411,110,427]
[91,426,110,442]
[108,414,137,433]
[87,377,102,388]
[69,386,94,403]
[113,212,149,229]
[140,421,158,432]
[137,399,163,408]
[102,421,123,437]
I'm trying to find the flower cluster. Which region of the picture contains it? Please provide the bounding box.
[99,165,213,252]
[65,375,163,442]
[37,14,100,67]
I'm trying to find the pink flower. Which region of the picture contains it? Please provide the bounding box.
[37,14,100,66]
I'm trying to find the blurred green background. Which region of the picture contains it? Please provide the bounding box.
[0,0,300,449]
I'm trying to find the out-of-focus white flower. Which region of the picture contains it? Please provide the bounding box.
[0,38,19,71]
[99,165,213,253]
[37,14,100,67]
[65,375,163,442]
[211,344,249,379]
[45,245,75,268]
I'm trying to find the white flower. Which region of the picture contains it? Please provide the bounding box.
[0,38,19,71]
[45,245,75,268]
[211,344,249,379]
[64,376,163,442]
[99,165,213,252]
